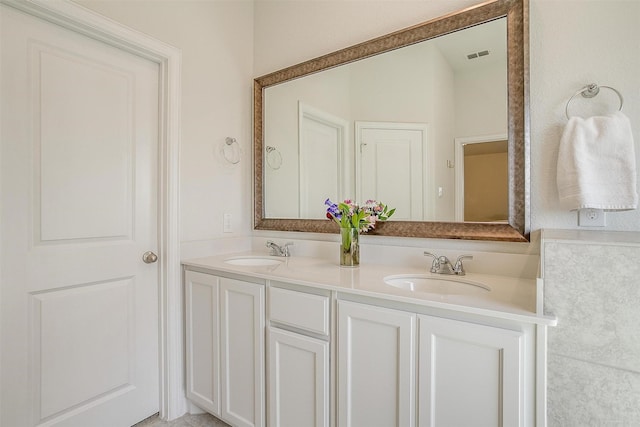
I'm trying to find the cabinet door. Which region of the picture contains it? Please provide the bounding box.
[268,328,329,427]
[220,278,265,427]
[418,315,524,427]
[338,300,416,427]
[184,271,220,415]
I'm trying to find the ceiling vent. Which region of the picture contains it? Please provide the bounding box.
[467,50,490,60]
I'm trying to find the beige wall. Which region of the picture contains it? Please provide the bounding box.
[464,152,508,222]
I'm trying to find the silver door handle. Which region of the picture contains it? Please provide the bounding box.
[142,251,158,264]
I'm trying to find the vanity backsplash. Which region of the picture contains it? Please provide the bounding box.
[251,235,540,279]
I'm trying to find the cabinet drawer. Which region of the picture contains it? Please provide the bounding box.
[269,286,330,336]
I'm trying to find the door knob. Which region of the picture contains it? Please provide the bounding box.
[142,251,158,264]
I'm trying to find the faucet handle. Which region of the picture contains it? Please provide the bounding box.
[265,240,279,255]
[265,240,293,257]
[423,251,439,273]
[453,255,473,275]
[283,242,294,257]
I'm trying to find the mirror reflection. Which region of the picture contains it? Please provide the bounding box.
[456,136,508,222]
[263,18,507,222]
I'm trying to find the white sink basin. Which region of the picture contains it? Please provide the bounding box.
[224,256,284,267]
[384,274,490,295]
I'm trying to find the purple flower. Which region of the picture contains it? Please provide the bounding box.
[325,198,341,219]
[325,197,394,232]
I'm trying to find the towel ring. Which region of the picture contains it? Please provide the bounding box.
[266,146,282,170]
[222,137,241,164]
[565,83,624,119]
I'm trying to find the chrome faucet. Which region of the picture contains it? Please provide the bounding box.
[266,241,293,257]
[424,252,473,276]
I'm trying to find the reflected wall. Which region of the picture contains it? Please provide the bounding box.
[263,18,507,222]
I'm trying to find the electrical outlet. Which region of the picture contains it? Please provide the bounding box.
[223,213,232,233]
[578,208,606,227]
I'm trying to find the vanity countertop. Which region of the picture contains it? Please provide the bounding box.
[183,252,557,326]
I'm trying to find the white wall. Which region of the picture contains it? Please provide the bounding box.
[76,0,255,258]
[454,60,508,137]
[253,0,480,77]
[430,46,457,221]
[530,0,640,232]
[264,66,352,217]
[542,230,640,426]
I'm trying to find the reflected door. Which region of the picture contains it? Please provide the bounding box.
[299,104,349,218]
[1,5,160,426]
[357,122,429,220]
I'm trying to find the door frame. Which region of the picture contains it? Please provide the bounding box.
[1,0,183,420]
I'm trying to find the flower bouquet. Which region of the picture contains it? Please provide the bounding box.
[325,199,395,266]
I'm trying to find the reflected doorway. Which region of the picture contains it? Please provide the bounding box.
[454,135,508,222]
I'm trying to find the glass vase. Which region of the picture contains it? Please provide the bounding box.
[340,227,360,267]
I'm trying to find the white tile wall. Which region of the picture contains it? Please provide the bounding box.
[542,230,640,426]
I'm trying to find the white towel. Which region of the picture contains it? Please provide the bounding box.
[557,111,638,211]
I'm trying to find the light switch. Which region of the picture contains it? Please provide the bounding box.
[223,213,232,232]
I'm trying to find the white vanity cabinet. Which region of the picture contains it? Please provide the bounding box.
[182,258,546,427]
[337,299,531,427]
[417,315,526,427]
[337,300,416,427]
[267,284,330,427]
[184,270,265,427]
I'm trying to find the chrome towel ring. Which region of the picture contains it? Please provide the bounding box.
[222,137,241,164]
[265,146,282,170]
[565,83,624,119]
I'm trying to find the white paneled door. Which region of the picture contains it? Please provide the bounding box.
[1,4,160,426]
[298,103,349,218]
[356,122,429,221]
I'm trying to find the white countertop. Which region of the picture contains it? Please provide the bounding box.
[183,252,557,326]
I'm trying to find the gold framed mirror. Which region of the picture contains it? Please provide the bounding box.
[254,0,529,242]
